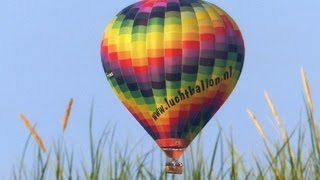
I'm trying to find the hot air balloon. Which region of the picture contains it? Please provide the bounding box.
[100,0,244,174]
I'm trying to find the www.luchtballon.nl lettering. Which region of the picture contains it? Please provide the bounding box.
[152,66,233,121]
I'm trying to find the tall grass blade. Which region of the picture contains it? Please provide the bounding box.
[39,150,51,180]
[18,133,32,180]
[246,109,273,159]
[88,102,97,180]
[65,149,74,180]
[301,67,320,176]
[208,131,221,179]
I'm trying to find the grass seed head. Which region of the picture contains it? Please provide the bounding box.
[62,98,73,132]
[264,91,287,141]
[246,109,266,140]
[264,91,281,127]
[301,68,313,112]
[19,113,46,153]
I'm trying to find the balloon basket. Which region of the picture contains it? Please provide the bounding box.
[156,138,189,174]
[165,158,182,174]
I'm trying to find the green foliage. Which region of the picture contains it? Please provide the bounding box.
[11,69,320,179]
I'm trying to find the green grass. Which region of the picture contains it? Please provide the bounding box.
[11,68,320,179]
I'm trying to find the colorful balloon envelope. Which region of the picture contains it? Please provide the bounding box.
[101,0,244,174]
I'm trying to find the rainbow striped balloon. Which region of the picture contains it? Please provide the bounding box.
[101,0,244,162]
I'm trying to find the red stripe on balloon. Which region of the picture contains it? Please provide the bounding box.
[134,66,149,75]
[100,47,108,54]
[109,52,118,61]
[200,33,215,41]
[183,41,200,49]
[120,59,132,68]
[148,57,165,66]
[165,49,182,57]
[215,27,226,35]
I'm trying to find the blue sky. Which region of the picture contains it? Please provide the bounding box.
[1,0,320,177]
